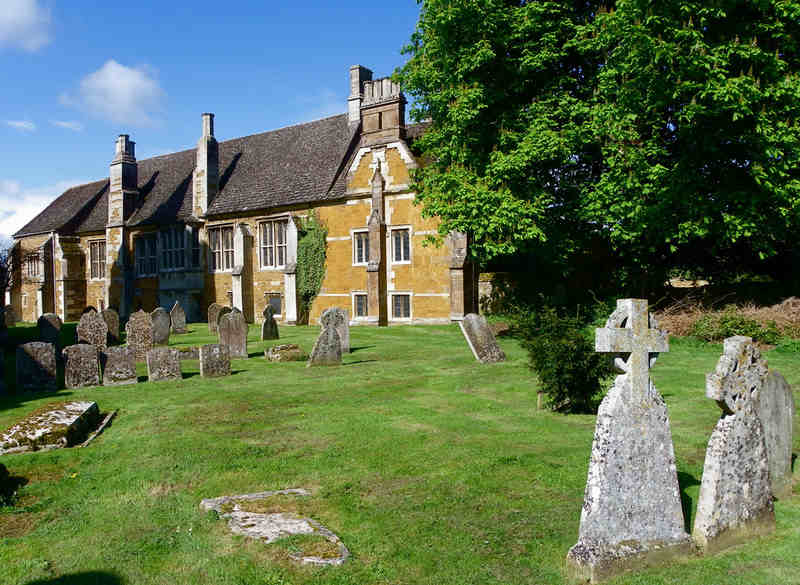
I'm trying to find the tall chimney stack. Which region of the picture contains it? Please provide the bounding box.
[193,112,219,217]
[108,134,137,225]
[348,65,373,128]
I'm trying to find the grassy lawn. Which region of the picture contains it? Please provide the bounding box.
[0,324,798,585]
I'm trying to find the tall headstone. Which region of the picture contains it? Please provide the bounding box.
[125,309,153,362]
[101,347,138,386]
[102,308,120,345]
[16,342,57,393]
[693,336,776,553]
[2,306,16,328]
[321,307,349,353]
[38,313,63,348]
[459,313,505,363]
[208,303,223,334]
[146,347,182,382]
[63,344,100,389]
[218,309,248,358]
[217,306,232,329]
[199,344,231,378]
[308,311,342,367]
[754,370,795,499]
[261,305,279,341]
[567,299,691,583]
[151,307,171,346]
[76,310,108,353]
[170,301,187,334]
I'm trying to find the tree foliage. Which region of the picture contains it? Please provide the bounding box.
[398,0,800,287]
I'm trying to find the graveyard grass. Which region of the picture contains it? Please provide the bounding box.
[1,324,799,585]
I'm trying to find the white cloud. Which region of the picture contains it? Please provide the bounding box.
[6,120,36,132]
[298,88,345,123]
[62,60,166,127]
[51,120,84,132]
[0,0,51,52]
[0,178,87,239]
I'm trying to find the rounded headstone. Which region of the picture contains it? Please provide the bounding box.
[151,307,171,346]
[125,309,154,362]
[76,310,108,353]
[102,308,120,345]
[38,313,63,348]
[307,326,342,367]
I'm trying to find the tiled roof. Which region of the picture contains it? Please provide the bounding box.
[14,180,108,237]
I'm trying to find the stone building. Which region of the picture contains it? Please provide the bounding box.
[9,65,478,325]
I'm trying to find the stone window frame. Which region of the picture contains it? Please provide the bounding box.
[390,291,412,321]
[190,226,201,268]
[351,229,370,266]
[22,293,28,308]
[160,224,186,272]
[24,253,41,279]
[135,233,158,277]
[390,226,412,265]
[352,291,368,319]
[258,217,288,271]
[89,240,106,281]
[208,224,235,273]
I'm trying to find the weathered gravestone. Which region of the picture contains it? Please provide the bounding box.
[63,344,100,389]
[459,313,505,363]
[755,370,795,500]
[320,307,349,353]
[146,347,182,382]
[151,307,171,346]
[102,308,120,345]
[38,313,62,348]
[125,309,153,361]
[218,309,248,358]
[307,312,342,367]
[217,306,233,328]
[16,342,57,393]
[266,344,307,362]
[199,344,231,378]
[101,347,137,386]
[207,303,223,334]
[170,301,187,334]
[261,305,279,341]
[0,401,101,454]
[76,310,108,353]
[2,306,17,328]
[566,299,691,583]
[692,336,776,553]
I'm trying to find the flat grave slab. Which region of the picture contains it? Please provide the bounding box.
[0,401,102,454]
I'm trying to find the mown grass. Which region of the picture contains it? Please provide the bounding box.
[0,323,798,585]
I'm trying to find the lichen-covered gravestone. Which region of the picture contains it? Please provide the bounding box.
[261,305,279,341]
[151,307,171,346]
[38,313,62,348]
[16,342,57,393]
[199,344,231,378]
[0,401,101,454]
[125,309,154,362]
[693,336,776,553]
[218,309,248,358]
[63,344,100,389]
[101,347,137,386]
[170,301,187,334]
[76,310,108,353]
[207,303,223,334]
[755,370,795,499]
[217,306,232,329]
[566,299,691,583]
[307,311,342,367]
[102,308,120,345]
[146,347,182,382]
[320,307,349,353]
[266,344,307,362]
[2,306,16,328]
[459,313,505,363]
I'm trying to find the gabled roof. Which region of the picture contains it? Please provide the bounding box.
[14,180,109,237]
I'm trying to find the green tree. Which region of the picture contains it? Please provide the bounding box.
[398,0,800,290]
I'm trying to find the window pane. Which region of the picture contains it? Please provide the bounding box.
[402,231,410,260]
[393,294,410,318]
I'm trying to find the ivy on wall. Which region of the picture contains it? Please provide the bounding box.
[296,213,327,324]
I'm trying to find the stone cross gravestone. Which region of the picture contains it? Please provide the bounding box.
[76,310,108,353]
[207,303,223,334]
[146,347,182,382]
[16,342,57,393]
[63,344,100,389]
[199,344,231,378]
[307,314,342,367]
[125,309,154,362]
[566,299,691,583]
[693,336,776,553]
[170,301,187,334]
[459,313,505,363]
[38,313,62,349]
[151,307,171,346]
[101,347,138,385]
[261,305,279,341]
[218,309,248,358]
[754,370,795,500]
[320,307,349,353]
[102,308,120,345]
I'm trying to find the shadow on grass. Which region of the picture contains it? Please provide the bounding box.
[349,345,375,353]
[792,453,797,473]
[678,470,701,533]
[343,359,378,366]
[0,390,76,414]
[182,372,200,380]
[25,572,124,585]
[1,475,28,506]
[247,351,265,359]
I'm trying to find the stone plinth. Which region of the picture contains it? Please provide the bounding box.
[63,344,100,389]
[0,401,101,454]
[146,347,182,382]
[16,342,57,393]
[199,344,231,378]
[459,313,505,363]
[101,347,138,386]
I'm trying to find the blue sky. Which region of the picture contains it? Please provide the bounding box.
[0,0,421,239]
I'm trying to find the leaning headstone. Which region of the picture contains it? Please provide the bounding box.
[102,308,120,345]
[146,347,182,382]
[218,309,248,358]
[261,305,280,341]
[266,344,307,362]
[459,313,505,363]
[693,336,776,553]
[199,344,231,378]
[38,313,63,348]
[1,401,101,454]
[754,370,795,499]
[125,309,153,362]
[63,344,100,389]
[170,301,187,334]
[321,307,349,353]
[76,310,108,353]
[2,306,17,327]
[15,342,57,393]
[307,314,342,367]
[566,299,691,583]
[208,303,223,334]
[151,307,171,346]
[101,347,137,386]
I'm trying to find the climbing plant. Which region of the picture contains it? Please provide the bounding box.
[296,213,328,324]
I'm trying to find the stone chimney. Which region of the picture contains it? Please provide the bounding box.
[359,75,406,146]
[348,65,373,128]
[108,134,138,226]
[193,112,219,217]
